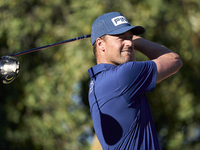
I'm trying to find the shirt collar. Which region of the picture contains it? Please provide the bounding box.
[88,63,116,78]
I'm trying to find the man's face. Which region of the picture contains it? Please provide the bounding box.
[103,30,135,65]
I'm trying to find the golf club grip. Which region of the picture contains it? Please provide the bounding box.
[9,34,91,57]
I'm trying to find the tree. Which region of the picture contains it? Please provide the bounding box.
[1,0,200,150]
[0,0,94,149]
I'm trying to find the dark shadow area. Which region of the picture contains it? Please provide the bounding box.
[100,112,123,145]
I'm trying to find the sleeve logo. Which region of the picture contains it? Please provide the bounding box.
[89,80,94,94]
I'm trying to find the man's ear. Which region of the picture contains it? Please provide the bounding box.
[96,38,105,52]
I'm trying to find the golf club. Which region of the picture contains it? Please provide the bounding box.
[0,34,91,84]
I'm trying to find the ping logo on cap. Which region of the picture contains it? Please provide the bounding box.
[111,16,129,26]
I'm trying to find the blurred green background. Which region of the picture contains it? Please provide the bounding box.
[0,0,200,149]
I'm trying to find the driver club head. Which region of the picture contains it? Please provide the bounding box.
[0,56,20,84]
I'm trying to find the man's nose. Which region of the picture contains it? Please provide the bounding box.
[124,38,133,47]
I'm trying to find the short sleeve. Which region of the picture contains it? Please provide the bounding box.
[115,61,157,103]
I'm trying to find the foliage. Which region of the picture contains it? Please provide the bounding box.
[0,0,200,150]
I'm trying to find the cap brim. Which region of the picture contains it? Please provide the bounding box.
[107,26,145,36]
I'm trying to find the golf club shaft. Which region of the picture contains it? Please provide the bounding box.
[9,34,91,57]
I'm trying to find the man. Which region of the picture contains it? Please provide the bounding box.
[88,12,182,150]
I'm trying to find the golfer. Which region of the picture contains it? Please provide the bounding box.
[88,12,182,150]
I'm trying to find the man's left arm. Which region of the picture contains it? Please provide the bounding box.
[133,36,183,83]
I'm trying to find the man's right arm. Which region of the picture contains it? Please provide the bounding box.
[133,36,183,83]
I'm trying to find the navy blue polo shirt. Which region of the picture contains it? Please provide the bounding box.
[88,61,161,150]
